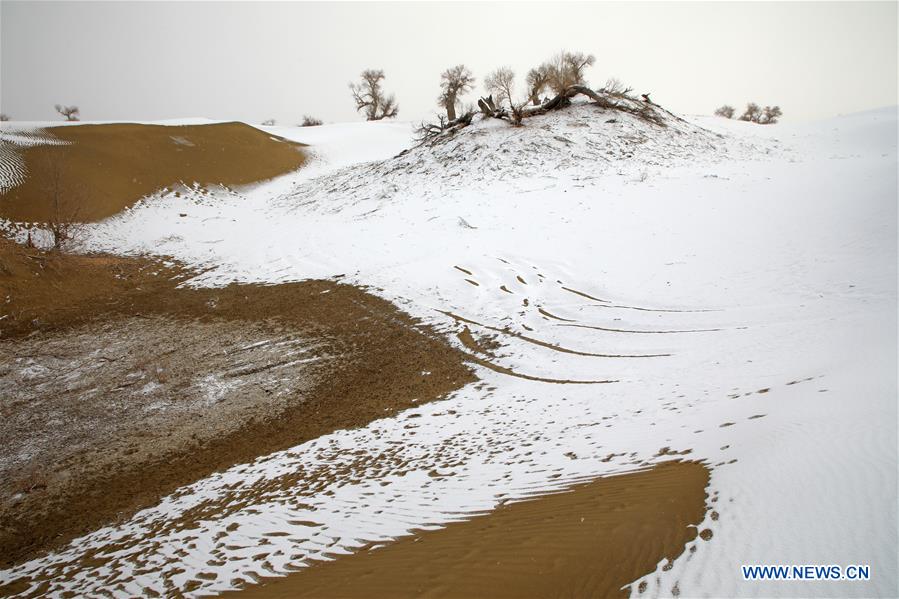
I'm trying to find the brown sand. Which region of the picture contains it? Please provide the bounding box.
[0,238,475,566]
[231,461,710,599]
[0,122,306,223]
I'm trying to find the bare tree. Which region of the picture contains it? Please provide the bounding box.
[525,63,552,106]
[546,51,595,93]
[0,114,9,122]
[39,153,83,249]
[484,66,515,108]
[349,69,399,121]
[300,115,323,127]
[54,104,80,121]
[438,64,475,121]
[760,105,782,124]
[261,118,276,126]
[714,105,736,119]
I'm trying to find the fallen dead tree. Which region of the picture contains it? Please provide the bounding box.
[415,85,667,144]
[414,110,475,142]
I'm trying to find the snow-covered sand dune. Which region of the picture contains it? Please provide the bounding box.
[1,105,895,597]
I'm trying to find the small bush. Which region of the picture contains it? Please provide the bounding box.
[714,105,735,119]
[738,103,782,124]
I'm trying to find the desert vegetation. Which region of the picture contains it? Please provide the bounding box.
[438,65,476,121]
[349,69,399,120]
[414,49,662,141]
[301,115,324,127]
[525,64,552,106]
[37,153,84,249]
[714,105,736,119]
[484,67,516,108]
[715,102,783,123]
[54,104,80,121]
[546,51,596,93]
[600,77,633,97]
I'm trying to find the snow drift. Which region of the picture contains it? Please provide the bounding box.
[0,103,895,598]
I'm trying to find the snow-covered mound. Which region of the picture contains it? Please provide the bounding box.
[281,101,780,215]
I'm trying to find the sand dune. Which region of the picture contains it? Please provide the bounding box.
[233,461,710,599]
[0,122,306,223]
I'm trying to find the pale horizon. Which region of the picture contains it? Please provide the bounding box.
[2,1,896,125]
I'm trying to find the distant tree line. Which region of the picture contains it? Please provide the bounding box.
[715,103,782,124]
[37,50,667,128]
[259,116,324,127]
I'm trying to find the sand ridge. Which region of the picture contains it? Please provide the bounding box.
[230,461,711,599]
[0,122,307,223]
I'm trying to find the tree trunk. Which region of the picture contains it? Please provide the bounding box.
[446,99,456,121]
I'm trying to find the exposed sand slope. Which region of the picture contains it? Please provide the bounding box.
[0,238,474,568]
[0,122,306,223]
[233,461,710,599]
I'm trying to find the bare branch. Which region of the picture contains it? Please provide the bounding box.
[599,77,634,98]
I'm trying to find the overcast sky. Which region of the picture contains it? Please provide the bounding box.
[2,1,896,125]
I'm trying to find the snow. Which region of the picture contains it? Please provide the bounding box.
[265,119,415,172]
[1,104,896,597]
